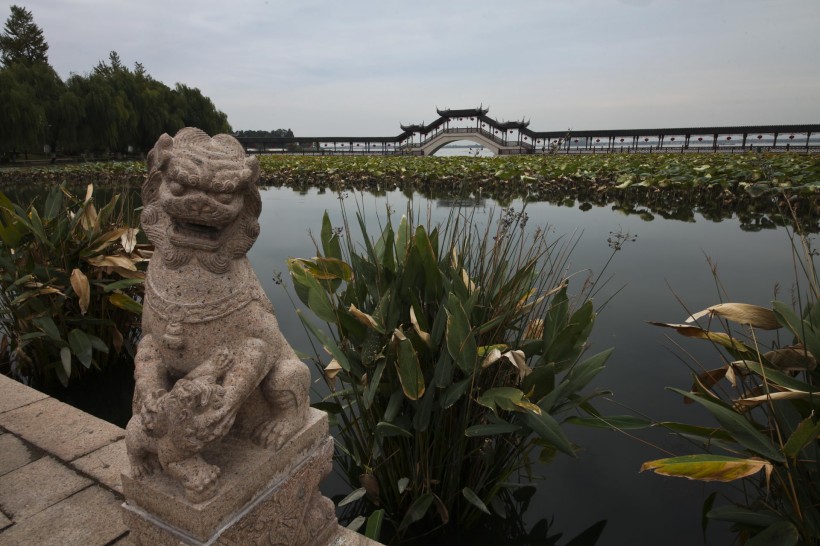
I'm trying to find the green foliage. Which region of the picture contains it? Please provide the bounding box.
[0,5,48,67]
[235,129,295,138]
[0,6,231,159]
[0,183,148,388]
[289,202,612,540]
[638,271,820,543]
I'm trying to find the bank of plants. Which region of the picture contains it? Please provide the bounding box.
[288,200,614,541]
[629,231,820,544]
[0,183,147,389]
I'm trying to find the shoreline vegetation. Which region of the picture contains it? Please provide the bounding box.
[2,152,820,231]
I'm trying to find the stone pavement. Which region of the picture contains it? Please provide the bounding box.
[0,374,130,546]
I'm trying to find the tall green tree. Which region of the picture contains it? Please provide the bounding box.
[0,5,48,67]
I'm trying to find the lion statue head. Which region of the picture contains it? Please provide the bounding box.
[142,128,262,274]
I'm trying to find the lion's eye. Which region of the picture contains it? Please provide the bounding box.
[214,193,233,204]
[168,181,185,196]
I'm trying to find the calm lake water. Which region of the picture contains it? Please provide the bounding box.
[248,185,799,545]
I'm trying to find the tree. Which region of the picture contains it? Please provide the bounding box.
[0,5,48,67]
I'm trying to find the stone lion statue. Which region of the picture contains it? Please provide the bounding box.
[126,128,310,502]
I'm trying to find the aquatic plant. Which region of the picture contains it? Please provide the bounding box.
[595,225,820,545]
[0,183,147,388]
[288,200,614,541]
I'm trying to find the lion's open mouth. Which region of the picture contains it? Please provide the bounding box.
[170,220,225,250]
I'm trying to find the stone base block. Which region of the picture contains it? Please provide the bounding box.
[122,408,370,545]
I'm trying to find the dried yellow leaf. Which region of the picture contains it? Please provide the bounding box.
[70,269,90,315]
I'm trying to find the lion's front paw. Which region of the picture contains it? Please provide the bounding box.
[167,456,222,503]
[131,456,160,478]
[251,418,302,451]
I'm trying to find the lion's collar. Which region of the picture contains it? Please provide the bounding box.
[145,264,263,324]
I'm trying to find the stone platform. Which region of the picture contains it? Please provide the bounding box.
[0,375,377,546]
[0,374,130,545]
[123,408,366,545]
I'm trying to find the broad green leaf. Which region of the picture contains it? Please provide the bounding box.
[60,346,72,378]
[746,521,799,546]
[414,225,441,298]
[363,361,386,409]
[465,422,522,436]
[395,214,410,265]
[462,487,490,515]
[297,310,350,371]
[109,293,143,315]
[0,191,26,247]
[395,338,425,400]
[734,360,814,393]
[477,387,541,415]
[103,278,144,292]
[669,388,785,462]
[522,411,575,457]
[782,415,820,460]
[375,421,412,439]
[399,493,433,531]
[287,259,336,322]
[563,348,613,395]
[522,365,555,404]
[43,186,63,221]
[27,206,49,246]
[67,329,93,368]
[445,294,477,373]
[297,256,353,282]
[773,300,820,359]
[656,422,734,443]
[412,386,435,431]
[640,454,772,482]
[320,211,342,260]
[565,415,652,430]
[33,316,62,341]
[441,377,471,408]
[707,505,781,527]
[365,509,384,541]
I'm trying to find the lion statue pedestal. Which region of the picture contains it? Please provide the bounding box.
[120,128,377,546]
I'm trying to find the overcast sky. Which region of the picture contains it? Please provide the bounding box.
[12,0,820,135]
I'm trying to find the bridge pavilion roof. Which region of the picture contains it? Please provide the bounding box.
[436,106,490,118]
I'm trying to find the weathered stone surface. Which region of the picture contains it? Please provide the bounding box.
[122,128,376,546]
[0,456,91,520]
[0,485,128,546]
[0,510,11,531]
[0,397,124,462]
[125,128,311,502]
[123,408,330,542]
[0,374,48,414]
[73,439,129,493]
[0,432,38,477]
[124,435,345,545]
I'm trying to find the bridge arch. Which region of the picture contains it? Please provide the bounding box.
[422,132,500,156]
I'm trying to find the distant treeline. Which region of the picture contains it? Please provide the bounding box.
[0,5,231,161]
[234,129,295,139]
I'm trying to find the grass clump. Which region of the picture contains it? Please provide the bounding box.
[288,198,613,542]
